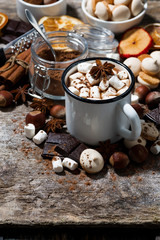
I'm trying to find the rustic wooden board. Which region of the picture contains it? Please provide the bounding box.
[0,0,160,228]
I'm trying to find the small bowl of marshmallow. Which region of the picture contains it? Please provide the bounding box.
[82,0,147,34]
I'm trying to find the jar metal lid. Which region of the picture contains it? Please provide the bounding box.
[73,24,118,52]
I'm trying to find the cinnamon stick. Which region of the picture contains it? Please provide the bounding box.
[0,48,31,90]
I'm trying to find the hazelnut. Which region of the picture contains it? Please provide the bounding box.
[0,90,13,107]
[129,144,149,163]
[134,85,150,102]
[26,110,46,129]
[145,91,160,109]
[131,103,148,119]
[109,152,130,169]
[50,105,65,118]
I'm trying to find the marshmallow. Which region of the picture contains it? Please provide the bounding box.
[90,86,101,98]
[141,58,159,76]
[77,62,93,73]
[80,149,104,174]
[86,72,100,85]
[79,87,90,98]
[95,1,111,21]
[101,94,115,100]
[68,86,79,96]
[123,57,141,77]
[131,94,139,104]
[105,86,117,96]
[114,0,131,5]
[69,72,84,81]
[121,79,131,87]
[62,158,78,171]
[24,123,35,139]
[124,136,146,149]
[99,79,109,91]
[71,79,82,87]
[150,140,160,155]
[131,0,144,17]
[109,75,125,90]
[112,5,131,21]
[150,51,160,67]
[33,130,47,145]
[118,70,129,80]
[86,0,94,16]
[116,86,128,96]
[52,156,63,173]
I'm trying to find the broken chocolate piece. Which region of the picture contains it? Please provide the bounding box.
[69,143,88,162]
[145,103,160,126]
[15,21,32,36]
[4,20,19,35]
[42,132,88,162]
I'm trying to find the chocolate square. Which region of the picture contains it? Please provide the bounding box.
[145,103,160,125]
[69,143,88,162]
[4,20,19,34]
[15,21,32,36]
[42,143,61,159]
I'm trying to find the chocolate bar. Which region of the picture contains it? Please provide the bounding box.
[42,133,88,162]
[145,103,160,126]
[0,19,32,44]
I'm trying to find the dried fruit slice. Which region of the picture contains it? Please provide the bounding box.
[118,27,153,58]
[144,23,160,49]
[38,15,84,32]
[0,12,8,30]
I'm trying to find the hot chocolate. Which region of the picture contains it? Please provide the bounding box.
[67,59,131,100]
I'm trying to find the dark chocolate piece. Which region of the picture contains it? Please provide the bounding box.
[4,20,19,34]
[1,34,17,44]
[15,21,32,36]
[42,143,61,159]
[69,143,88,162]
[42,133,88,161]
[145,103,160,125]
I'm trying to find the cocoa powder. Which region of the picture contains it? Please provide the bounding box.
[35,48,81,96]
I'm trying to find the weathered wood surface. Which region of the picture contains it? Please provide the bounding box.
[0,0,160,228]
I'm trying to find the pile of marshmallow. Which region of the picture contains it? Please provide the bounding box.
[124,51,160,90]
[68,61,131,100]
[86,0,144,22]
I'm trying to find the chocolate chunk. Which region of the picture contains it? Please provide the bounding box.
[42,133,88,161]
[1,34,17,44]
[69,143,88,162]
[145,103,160,125]
[15,21,32,36]
[4,20,19,34]
[42,143,61,159]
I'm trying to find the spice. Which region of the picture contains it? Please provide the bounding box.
[30,98,54,115]
[89,59,115,80]
[11,84,29,103]
[44,118,66,134]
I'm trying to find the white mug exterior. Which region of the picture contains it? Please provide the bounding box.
[62,58,141,146]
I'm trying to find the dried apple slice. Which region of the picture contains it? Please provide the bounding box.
[118,27,153,58]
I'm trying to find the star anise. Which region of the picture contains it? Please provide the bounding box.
[44,118,66,134]
[30,98,54,115]
[96,140,121,160]
[10,84,29,103]
[89,59,115,80]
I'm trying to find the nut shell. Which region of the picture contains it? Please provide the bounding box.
[145,91,160,109]
[129,144,148,163]
[0,90,13,107]
[109,152,129,169]
[25,110,46,129]
[50,105,65,118]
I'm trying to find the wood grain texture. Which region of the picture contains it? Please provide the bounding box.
[0,0,160,228]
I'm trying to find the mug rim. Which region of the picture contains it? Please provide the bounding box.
[61,57,135,104]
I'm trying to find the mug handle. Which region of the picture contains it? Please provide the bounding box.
[117,102,141,140]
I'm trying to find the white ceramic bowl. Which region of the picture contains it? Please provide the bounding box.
[16,0,67,23]
[81,0,147,34]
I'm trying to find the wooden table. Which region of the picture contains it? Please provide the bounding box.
[0,0,160,231]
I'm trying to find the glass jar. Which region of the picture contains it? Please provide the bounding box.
[29,31,88,100]
[73,24,118,58]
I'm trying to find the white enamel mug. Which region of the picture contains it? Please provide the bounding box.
[61,58,141,146]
